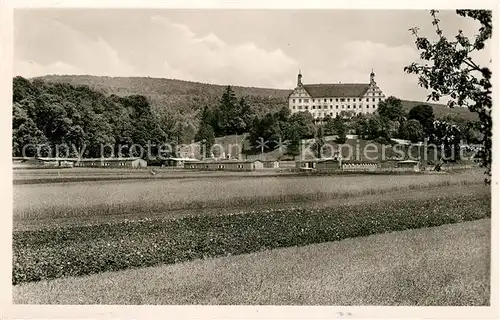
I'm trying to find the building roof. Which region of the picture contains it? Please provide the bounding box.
[76,158,143,162]
[35,157,80,161]
[302,83,370,98]
[295,159,322,163]
[317,158,341,163]
[13,157,35,160]
[398,160,419,164]
[191,159,262,164]
[342,160,378,164]
[166,157,199,162]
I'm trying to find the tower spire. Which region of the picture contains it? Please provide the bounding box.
[370,69,375,84]
[297,69,303,87]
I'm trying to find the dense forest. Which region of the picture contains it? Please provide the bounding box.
[12,75,481,160]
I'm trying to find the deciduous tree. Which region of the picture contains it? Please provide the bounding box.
[404,9,492,182]
[408,104,435,135]
[377,96,404,122]
[400,119,425,143]
[332,117,347,144]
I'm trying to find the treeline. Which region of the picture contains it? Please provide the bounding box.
[37,75,289,143]
[12,76,482,160]
[13,77,172,158]
[196,87,482,160]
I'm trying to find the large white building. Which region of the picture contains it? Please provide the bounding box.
[288,70,386,119]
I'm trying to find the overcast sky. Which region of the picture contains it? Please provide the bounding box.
[13,9,492,101]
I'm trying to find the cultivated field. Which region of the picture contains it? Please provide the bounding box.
[14,169,483,225]
[12,167,491,305]
[14,219,490,305]
[13,181,490,284]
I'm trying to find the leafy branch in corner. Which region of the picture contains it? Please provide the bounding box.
[404,9,492,183]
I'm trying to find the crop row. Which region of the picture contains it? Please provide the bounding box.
[14,175,482,222]
[13,192,490,285]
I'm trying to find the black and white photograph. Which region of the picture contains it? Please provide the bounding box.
[2,1,498,317]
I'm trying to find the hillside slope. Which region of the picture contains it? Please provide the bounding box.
[36,75,477,122]
[400,99,478,123]
[35,75,289,116]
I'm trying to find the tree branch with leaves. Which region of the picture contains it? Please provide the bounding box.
[404,9,492,183]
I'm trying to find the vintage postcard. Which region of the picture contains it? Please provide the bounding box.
[1,0,498,319]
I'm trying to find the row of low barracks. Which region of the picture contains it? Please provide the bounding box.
[13,157,422,172]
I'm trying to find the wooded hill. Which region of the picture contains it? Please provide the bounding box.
[36,75,477,124]
[36,75,289,115]
[12,74,479,160]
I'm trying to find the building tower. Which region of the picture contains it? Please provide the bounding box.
[297,70,303,87]
[370,69,375,84]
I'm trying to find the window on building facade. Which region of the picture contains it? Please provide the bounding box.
[353,105,356,109]
[372,98,375,102]
[342,105,345,109]
[359,98,362,101]
[299,99,302,103]
[305,106,309,110]
[373,105,376,108]
[347,98,350,102]
[292,106,296,109]
[324,105,328,109]
[330,105,333,109]
[330,112,333,116]
[304,99,309,103]
[312,99,315,102]
[336,105,339,109]
[366,98,369,102]
[293,99,295,103]
[299,106,302,110]
[341,98,345,102]
[336,98,339,102]
[312,105,315,109]
[330,98,333,102]
[347,105,350,109]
